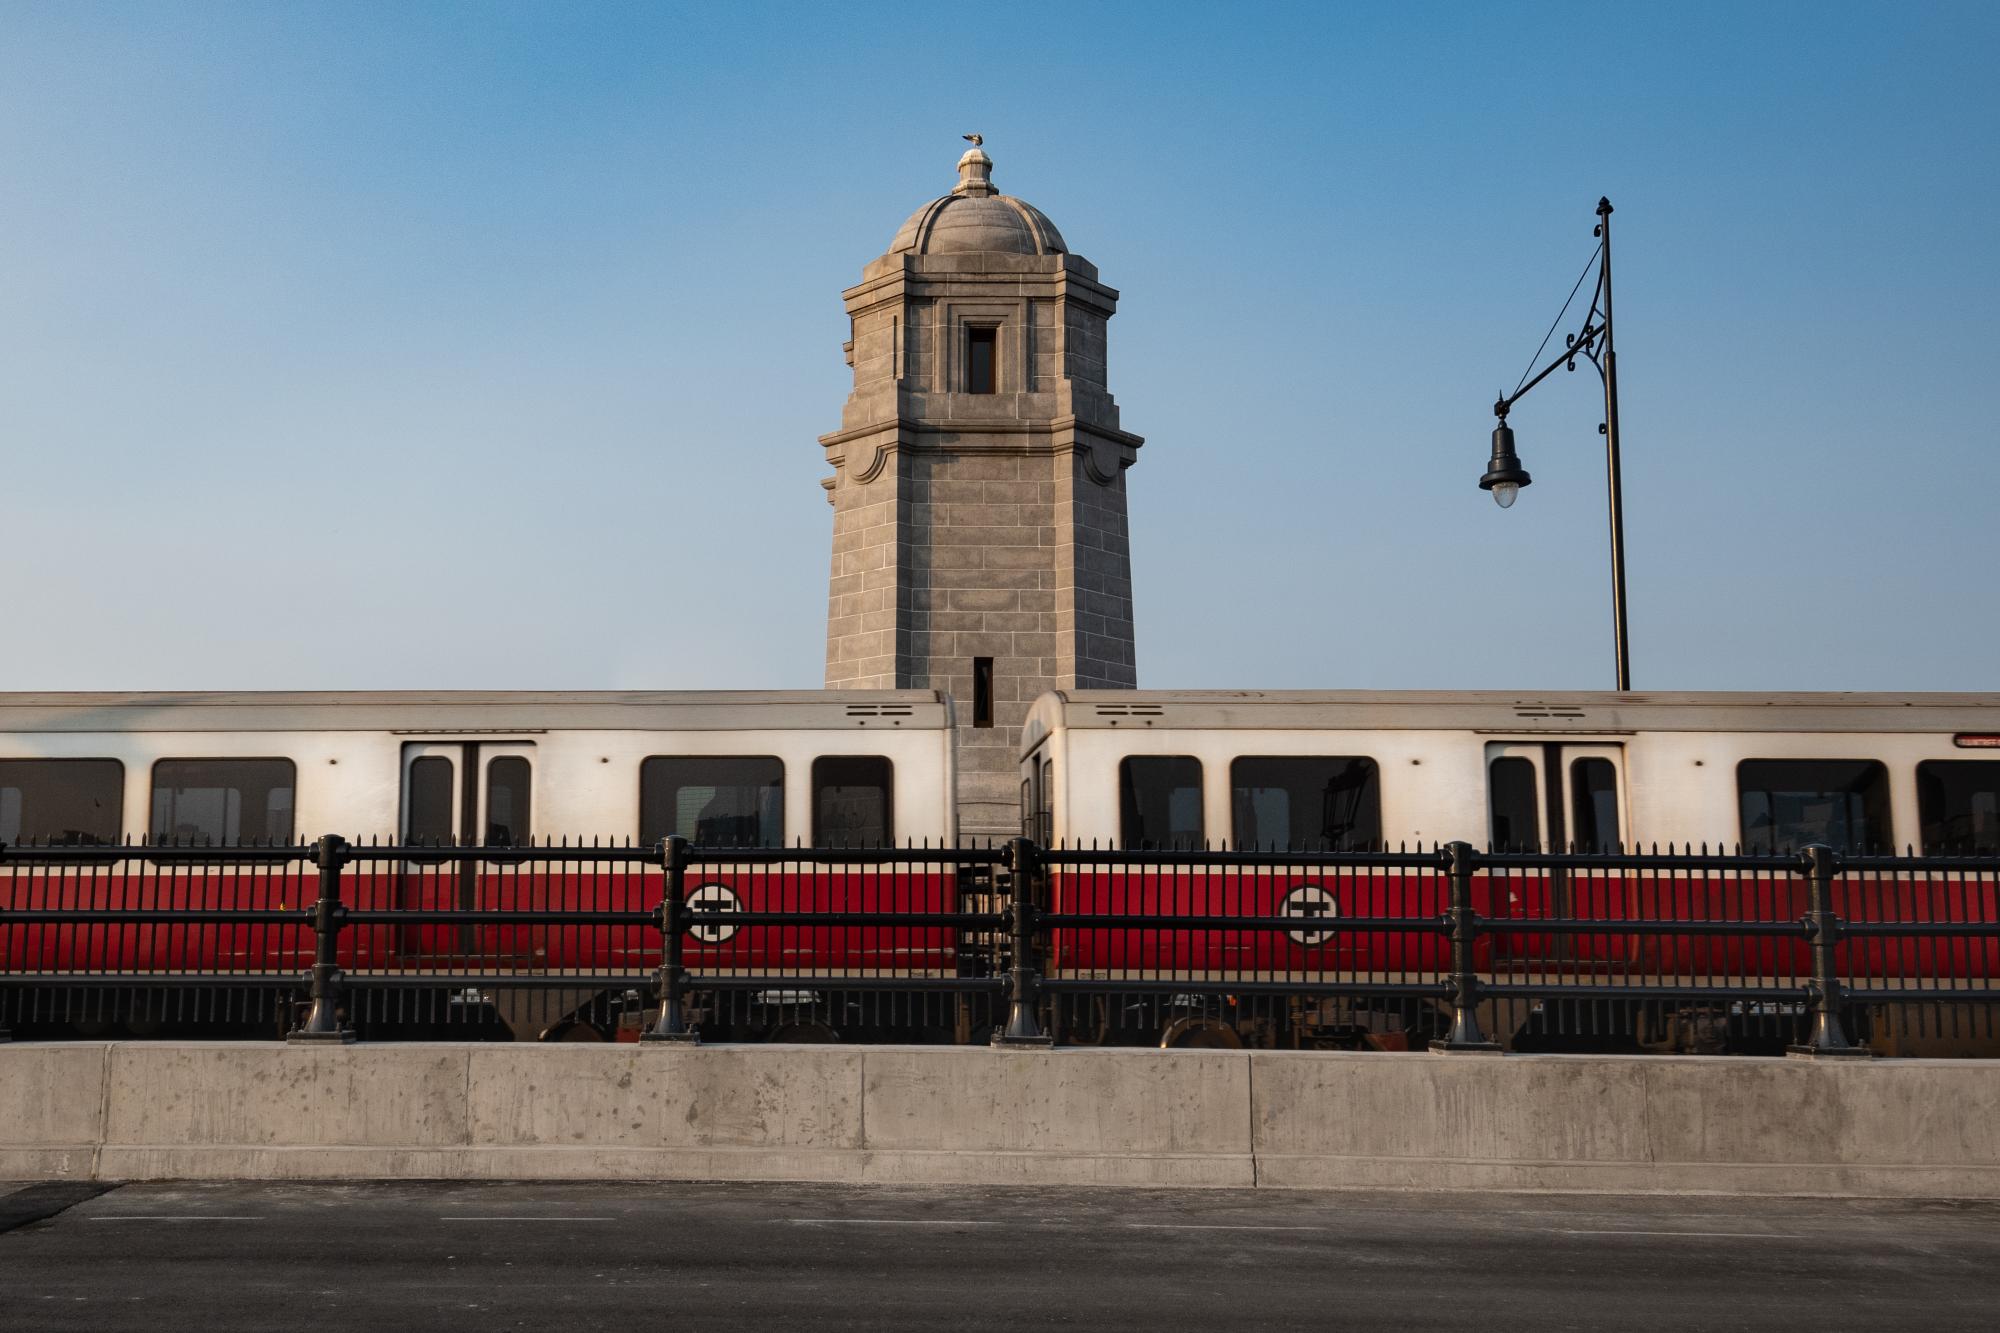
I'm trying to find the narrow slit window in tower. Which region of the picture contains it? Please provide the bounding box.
[973,657,995,728]
[966,325,996,394]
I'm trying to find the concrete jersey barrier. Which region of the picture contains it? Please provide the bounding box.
[3,1043,1997,1196]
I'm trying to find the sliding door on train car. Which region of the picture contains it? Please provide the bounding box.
[1485,742,1628,959]
[1484,742,1627,854]
[398,742,537,953]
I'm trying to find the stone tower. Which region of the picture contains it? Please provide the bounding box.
[821,145,1143,839]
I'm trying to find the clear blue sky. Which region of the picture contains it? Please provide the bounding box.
[2,2,1994,693]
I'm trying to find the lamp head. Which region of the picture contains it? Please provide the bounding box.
[1478,417,1532,508]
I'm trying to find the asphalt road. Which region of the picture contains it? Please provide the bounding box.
[2,1180,1995,1331]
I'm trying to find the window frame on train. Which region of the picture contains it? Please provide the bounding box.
[148,757,297,847]
[639,755,785,848]
[1119,755,1204,850]
[1917,759,2000,854]
[1736,758,1893,854]
[1487,754,1541,851]
[0,757,125,847]
[483,754,532,847]
[1228,755,1381,853]
[811,755,894,847]
[1568,755,1622,853]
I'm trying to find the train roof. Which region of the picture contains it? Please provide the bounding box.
[1023,689,2000,746]
[0,690,953,733]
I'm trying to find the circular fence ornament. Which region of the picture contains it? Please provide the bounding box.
[1281,883,1339,946]
[686,883,743,943]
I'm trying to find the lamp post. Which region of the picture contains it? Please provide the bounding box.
[1480,196,1630,692]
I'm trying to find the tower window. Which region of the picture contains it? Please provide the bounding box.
[966,325,997,394]
[973,657,994,728]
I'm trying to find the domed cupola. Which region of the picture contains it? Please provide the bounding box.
[887,147,1067,256]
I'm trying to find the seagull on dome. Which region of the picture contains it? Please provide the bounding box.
[963,134,982,146]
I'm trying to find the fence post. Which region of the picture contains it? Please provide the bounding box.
[992,837,1051,1047]
[0,840,10,1043]
[289,834,354,1044]
[1788,843,1867,1058]
[1431,841,1501,1053]
[643,835,699,1044]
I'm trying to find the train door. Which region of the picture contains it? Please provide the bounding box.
[1482,742,1627,853]
[1485,742,1628,959]
[399,742,537,950]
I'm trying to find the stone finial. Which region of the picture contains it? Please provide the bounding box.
[954,146,996,198]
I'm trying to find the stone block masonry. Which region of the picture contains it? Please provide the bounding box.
[822,147,1143,840]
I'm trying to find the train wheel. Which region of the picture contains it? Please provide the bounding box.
[1159,1016,1243,1049]
[539,1018,612,1042]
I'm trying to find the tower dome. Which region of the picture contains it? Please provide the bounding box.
[887,147,1067,256]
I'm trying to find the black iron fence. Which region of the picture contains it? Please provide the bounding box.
[2,837,1995,1055]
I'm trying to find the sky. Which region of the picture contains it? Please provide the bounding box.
[1,2,1995,694]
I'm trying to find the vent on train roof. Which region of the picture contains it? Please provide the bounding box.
[845,704,914,717]
[1512,704,1588,720]
[1095,705,1165,717]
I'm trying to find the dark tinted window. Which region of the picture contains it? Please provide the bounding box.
[967,325,996,394]
[641,756,783,847]
[1738,759,1891,853]
[813,756,892,846]
[1230,756,1380,851]
[485,756,531,846]
[973,657,994,728]
[1570,757,1621,852]
[406,756,455,846]
[0,759,123,846]
[1038,759,1053,845]
[1488,757,1540,851]
[1918,761,2000,854]
[1121,756,1204,849]
[151,759,295,845]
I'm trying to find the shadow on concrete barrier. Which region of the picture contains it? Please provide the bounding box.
[3,1043,1997,1196]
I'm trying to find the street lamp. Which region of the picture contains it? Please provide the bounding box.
[1480,196,1629,691]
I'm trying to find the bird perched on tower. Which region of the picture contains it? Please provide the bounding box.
[962,133,982,146]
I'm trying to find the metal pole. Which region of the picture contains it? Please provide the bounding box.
[1597,197,1632,692]
[992,836,1051,1047]
[644,836,699,1043]
[1431,842,1501,1053]
[289,834,354,1044]
[1788,844,1867,1058]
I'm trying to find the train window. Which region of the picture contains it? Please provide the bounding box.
[1488,757,1540,851]
[150,758,295,846]
[406,756,455,846]
[640,756,783,847]
[0,759,123,846]
[1917,761,2000,854]
[1121,756,1204,849]
[1039,758,1054,845]
[1230,756,1380,852]
[1570,757,1621,852]
[1737,759,1891,853]
[485,756,531,847]
[813,755,893,846]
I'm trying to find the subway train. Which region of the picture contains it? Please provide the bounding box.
[2,688,1997,1048]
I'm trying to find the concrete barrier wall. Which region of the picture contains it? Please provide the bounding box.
[4,1043,1997,1196]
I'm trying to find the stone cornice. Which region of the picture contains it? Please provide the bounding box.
[820,416,1143,486]
[841,259,1121,319]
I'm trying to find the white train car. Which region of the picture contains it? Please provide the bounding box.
[1020,690,2000,854]
[0,690,957,848]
